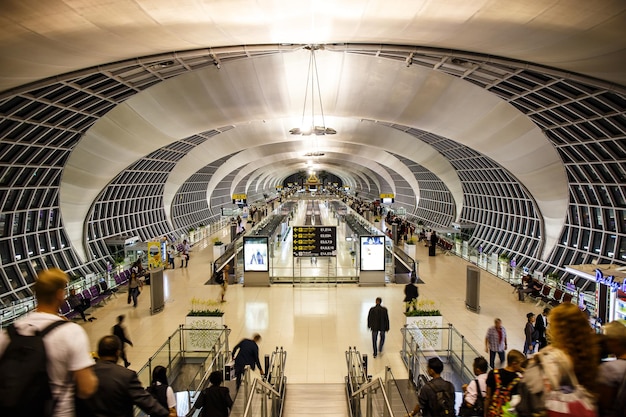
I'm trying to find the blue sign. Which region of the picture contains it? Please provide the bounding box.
[595,269,626,293]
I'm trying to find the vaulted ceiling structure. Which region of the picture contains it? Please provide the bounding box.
[0,1,625,299]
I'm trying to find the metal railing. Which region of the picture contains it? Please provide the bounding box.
[400,323,483,389]
[229,346,287,417]
[135,325,231,417]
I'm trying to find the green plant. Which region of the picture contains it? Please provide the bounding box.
[498,253,510,262]
[212,237,224,246]
[188,227,196,232]
[404,299,441,317]
[188,297,224,316]
[406,238,416,245]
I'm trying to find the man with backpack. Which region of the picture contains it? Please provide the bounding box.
[0,268,98,417]
[408,357,456,417]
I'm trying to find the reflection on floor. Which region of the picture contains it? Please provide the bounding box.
[81,200,537,385]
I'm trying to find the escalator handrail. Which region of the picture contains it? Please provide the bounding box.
[349,377,395,417]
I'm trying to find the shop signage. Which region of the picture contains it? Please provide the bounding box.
[595,269,626,293]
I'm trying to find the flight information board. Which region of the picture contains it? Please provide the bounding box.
[292,226,337,257]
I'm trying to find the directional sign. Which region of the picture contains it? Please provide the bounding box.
[292,226,337,257]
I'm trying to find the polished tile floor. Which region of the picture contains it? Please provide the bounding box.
[81,202,537,384]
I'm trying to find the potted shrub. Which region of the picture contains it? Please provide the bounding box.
[213,237,225,259]
[185,298,225,351]
[404,238,417,259]
[404,299,444,350]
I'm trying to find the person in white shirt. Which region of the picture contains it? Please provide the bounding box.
[461,356,488,416]
[0,268,98,416]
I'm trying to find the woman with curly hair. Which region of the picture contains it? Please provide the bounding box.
[516,302,600,416]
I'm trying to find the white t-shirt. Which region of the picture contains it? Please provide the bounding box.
[0,312,95,417]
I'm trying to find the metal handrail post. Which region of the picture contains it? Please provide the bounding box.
[366,384,373,417]
[448,323,453,361]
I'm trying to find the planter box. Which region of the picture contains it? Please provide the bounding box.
[405,315,444,350]
[404,243,417,259]
[185,315,224,351]
[213,245,225,260]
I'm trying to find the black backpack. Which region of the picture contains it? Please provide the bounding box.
[0,320,70,417]
[427,380,456,416]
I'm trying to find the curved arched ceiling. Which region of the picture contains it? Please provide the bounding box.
[1,1,624,91]
[58,50,564,262]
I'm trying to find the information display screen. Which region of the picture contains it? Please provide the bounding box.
[292,226,336,257]
[360,235,385,271]
[243,236,269,272]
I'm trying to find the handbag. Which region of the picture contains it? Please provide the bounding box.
[458,379,484,416]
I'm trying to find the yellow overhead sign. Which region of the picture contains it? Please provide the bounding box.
[232,193,247,200]
[380,193,395,199]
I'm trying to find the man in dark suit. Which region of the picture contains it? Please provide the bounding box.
[232,334,264,390]
[404,276,419,312]
[367,297,390,358]
[535,307,550,350]
[112,314,133,367]
[79,335,169,417]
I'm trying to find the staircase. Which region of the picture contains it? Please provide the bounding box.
[282,383,349,417]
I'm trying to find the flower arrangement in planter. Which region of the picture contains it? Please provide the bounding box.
[188,297,224,316]
[404,299,441,317]
[406,238,416,245]
[498,253,510,263]
[212,237,224,246]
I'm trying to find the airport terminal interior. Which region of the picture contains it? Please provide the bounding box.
[0,1,625,416]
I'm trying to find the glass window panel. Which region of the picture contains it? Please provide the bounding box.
[38,235,49,253]
[26,235,37,256]
[5,265,21,290]
[0,240,11,264]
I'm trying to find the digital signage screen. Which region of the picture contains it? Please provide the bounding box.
[243,236,269,272]
[360,235,385,271]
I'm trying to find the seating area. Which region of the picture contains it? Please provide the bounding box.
[519,278,576,309]
[59,270,130,321]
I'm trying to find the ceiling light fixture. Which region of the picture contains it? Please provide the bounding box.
[289,45,336,136]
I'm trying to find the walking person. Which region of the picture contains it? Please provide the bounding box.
[146,365,177,417]
[523,312,537,356]
[112,314,133,367]
[127,272,142,308]
[232,334,264,390]
[79,335,169,417]
[167,245,176,269]
[429,231,438,256]
[459,357,488,416]
[180,240,190,268]
[404,276,419,312]
[0,268,98,416]
[194,370,234,417]
[367,297,390,358]
[219,265,229,303]
[534,307,549,350]
[485,318,508,369]
[407,357,456,417]
[67,288,95,322]
[485,349,525,417]
[516,302,600,417]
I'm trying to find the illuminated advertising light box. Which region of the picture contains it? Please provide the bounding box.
[243,236,269,272]
[360,235,385,271]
